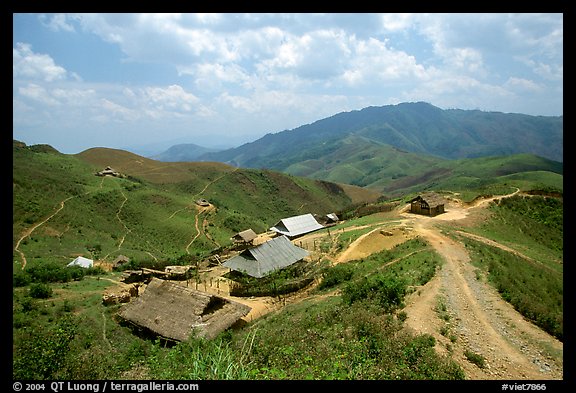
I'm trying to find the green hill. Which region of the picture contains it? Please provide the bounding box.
[200,102,563,167]
[13,141,380,267]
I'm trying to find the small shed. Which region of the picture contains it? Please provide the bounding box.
[118,278,251,341]
[409,192,446,217]
[112,255,131,269]
[67,256,94,268]
[231,229,258,246]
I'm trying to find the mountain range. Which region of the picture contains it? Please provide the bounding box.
[198,102,562,165]
[150,102,562,195]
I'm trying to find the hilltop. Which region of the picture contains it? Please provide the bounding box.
[198,102,562,195]
[13,141,381,266]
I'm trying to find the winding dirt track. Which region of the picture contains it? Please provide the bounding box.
[400,197,563,380]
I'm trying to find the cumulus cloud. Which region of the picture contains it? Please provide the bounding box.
[12,13,563,153]
[13,43,68,82]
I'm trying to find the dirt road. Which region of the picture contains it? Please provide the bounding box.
[400,197,563,380]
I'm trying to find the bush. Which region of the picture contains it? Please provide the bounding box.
[342,274,407,313]
[29,283,53,299]
[319,264,354,289]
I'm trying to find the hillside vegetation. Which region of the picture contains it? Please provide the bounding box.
[12,136,563,381]
[13,141,379,267]
[199,103,562,187]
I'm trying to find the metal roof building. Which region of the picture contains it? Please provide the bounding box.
[223,235,309,278]
[67,256,94,268]
[270,213,324,238]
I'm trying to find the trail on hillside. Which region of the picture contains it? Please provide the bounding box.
[14,177,108,268]
[14,195,75,269]
[183,168,239,252]
[400,194,563,380]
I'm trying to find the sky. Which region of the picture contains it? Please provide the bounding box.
[13,13,563,155]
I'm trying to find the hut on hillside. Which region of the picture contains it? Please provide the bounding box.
[231,229,258,247]
[118,278,251,342]
[96,166,123,177]
[409,192,446,217]
[270,213,324,239]
[223,235,309,278]
[112,255,130,270]
[195,199,210,207]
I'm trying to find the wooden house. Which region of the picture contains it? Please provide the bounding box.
[409,192,446,217]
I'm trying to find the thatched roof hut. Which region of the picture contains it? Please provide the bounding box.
[409,192,446,216]
[232,229,258,244]
[118,278,251,341]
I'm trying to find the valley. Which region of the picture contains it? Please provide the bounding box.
[12,140,563,381]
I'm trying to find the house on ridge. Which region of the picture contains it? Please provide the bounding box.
[409,192,446,217]
[269,213,324,239]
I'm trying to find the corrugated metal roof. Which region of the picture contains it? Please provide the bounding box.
[67,256,93,268]
[223,235,309,278]
[270,213,324,238]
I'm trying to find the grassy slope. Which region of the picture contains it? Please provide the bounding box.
[12,140,563,380]
[14,143,380,267]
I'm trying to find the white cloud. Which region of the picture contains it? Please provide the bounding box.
[504,77,542,92]
[13,43,68,82]
[18,83,60,106]
[39,13,77,32]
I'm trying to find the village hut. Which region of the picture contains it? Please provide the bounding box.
[231,229,258,246]
[409,192,446,217]
[112,255,130,270]
[118,278,251,341]
[195,199,210,207]
[96,166,122,177]
[270,213,324,239]
[67,256,93,268]
[223,235,309,278]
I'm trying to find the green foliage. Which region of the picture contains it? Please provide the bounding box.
[464,350,487,369]
[319,264,354,289]
[13,316,77,379]
[342,274,407,313]
[463,238,562,340]
[29,283,53,299]
[232,297,464,380]
[146,337,252,379]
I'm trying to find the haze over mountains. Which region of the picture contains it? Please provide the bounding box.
[148,102,562,195]
[197,102,562,163]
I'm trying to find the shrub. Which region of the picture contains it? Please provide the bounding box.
[464,350,486,369]
[342,274,407,313]
[29,283,53,299]
[319,264,354,289]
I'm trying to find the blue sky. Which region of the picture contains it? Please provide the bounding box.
[13,13,563,155]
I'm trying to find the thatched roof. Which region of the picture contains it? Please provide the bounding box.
[118,278,251,341]
[232,229,258,243]
[410,192,446,208]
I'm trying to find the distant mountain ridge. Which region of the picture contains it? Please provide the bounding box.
[200,102,563,169]
[149,143,222,162]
